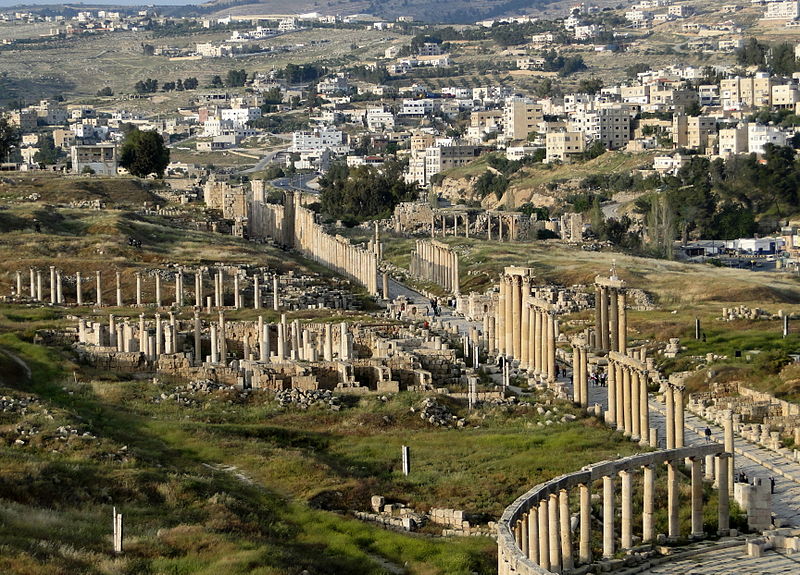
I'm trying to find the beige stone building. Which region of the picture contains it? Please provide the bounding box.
[672,115,717,152]
[503,98,543,141]
[545,131,585,162]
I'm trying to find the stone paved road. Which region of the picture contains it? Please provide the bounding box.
[640,544,800,575]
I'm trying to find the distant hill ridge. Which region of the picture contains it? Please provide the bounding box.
[202,0,558,24]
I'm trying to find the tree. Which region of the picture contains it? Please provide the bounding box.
[183,77,199,90]
[736,38,767,68]
[0,118,20,162]
[33,133,65,165]
[96,86,114,97]
[119,128,170,178]
[226,69,247,87]
[210,75,223,88]
[769,42,799,75]
[142,43,155,56]
[319,160,417,222]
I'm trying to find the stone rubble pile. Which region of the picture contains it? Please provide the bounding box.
[0,395,38,414]
[275,388,341,411]
[414,397,466,427]
[153,379,251,406]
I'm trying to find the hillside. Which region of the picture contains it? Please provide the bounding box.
[204,0,560,24]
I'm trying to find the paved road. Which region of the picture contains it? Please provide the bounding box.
[270,173,319,195]
[579,377,800,527]
[641,543,800,575]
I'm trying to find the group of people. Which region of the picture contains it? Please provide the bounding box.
[589,370,608,387]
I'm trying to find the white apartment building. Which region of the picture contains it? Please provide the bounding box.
[290,127,346,154]
[762,0,800,19]
[748,124,787,154]
[220,107,261,127]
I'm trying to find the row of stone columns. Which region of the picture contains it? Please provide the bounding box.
[486,212,518,242]
[594,274,627,354]
[495,268,559,382]
[15,268,282,311]
[525,302,557,382]
[572,337,589,408]
[430,212,470,239]
[607,349,653,446]
[409,240,460,295]
[508,448,732,574]
[291,193,379,296]
[78,312,355,367]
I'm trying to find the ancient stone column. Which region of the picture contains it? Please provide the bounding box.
[56,270,63,304]
[548,493,561,574]
[210,324,218,363]
[176,270,183,307]
[521,304,530,370]
[691,457,703,538]
[642,464,654,542]
[324,323,333,361]
[559,489,573,571]
[29,268,35,299]
[273,274,279,311]
[665,385,675,449]
[622,367,632,436]
[155,274,162,308]
[533,310,542,375]
[579,483,591,564]
[600,286,609,351]
[618,291,627,353]
[667,461,679,539]
[340,322,349,360]
[195,270,202,308]
[546,314,556,382]
[76,271,82,305]
[383,272,389,300]
[620,470,633,549]
[36,270,42,301]
[276,323,285,361]
[675,386,685,448]
[520,512,529,557]
[538,499,549,570]
[639,371,649,444]
[95,271,102,306]
[496,280,505,356]
[115,271,122,307]
[615,364,624,431]
[579,347,588,407]
[215,269,222,308]
[154,313,162,356]
[609,289,619,352]
[109,314,117,348]
[572,345,581,404]
[528,506,539,565]
[135,272,142,306]
[631,369,641,439]
[194,311,201,365]
[717,453,730,534]
[218,311,226,363]
[607,359,617,424]
[512,276,522,360]
[253,274,260,309]
[138,314,145,354]
[49,266,56,304]
[602,475,614,559]
[233,274,240,309]
[723,410,734,494]
[504,276,513,357]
